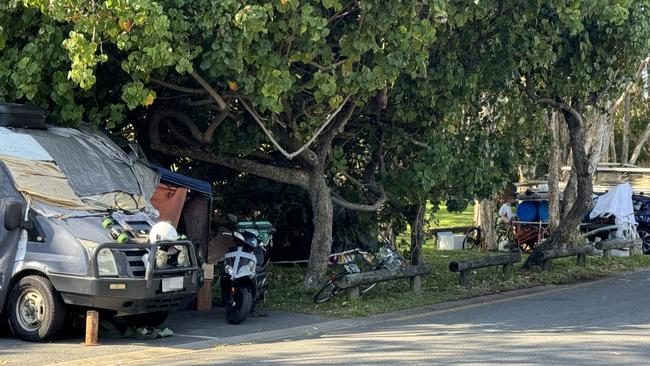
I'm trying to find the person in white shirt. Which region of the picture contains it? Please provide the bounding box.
[498,196,515,224]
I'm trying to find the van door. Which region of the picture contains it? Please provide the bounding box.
[0,169,25,314]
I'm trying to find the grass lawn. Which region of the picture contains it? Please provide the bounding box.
[262,250,650,317]
[259,205,650,317]
[396,203,475,248]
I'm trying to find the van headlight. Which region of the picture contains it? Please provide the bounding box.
[79,239,119,277]
[97,248,119,277]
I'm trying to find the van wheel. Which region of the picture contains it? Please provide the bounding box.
[7,275,66,342]
[122,311,169,327]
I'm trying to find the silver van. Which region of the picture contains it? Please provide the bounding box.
[0,103,202,341]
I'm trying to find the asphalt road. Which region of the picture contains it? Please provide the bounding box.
[1,270,649,365]
[139,270,650,366]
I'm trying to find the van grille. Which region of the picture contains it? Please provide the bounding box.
[120,249,147,278]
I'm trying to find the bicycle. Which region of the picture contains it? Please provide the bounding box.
[461,219,520,252]
[313,247,403,303]
[462,227,482,250]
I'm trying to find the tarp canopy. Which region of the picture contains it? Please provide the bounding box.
[0,125,160,215]
[590,183,636,225]
[0,155,98,211]
[153,166,212,198]
[0,127,52,161]
[27,126,159,199]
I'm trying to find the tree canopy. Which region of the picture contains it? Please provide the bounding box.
[2,0,650,283]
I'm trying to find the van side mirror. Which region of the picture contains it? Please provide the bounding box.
[4,201,24,231]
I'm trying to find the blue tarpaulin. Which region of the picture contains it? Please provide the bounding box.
[152,166,212,198]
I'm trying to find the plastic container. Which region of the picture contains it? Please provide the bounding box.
[516,201,539,222]
[453,234,466,249]
[537,201,549,222]
[437,232,454,250]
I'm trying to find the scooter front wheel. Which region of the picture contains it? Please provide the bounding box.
[225,285,253,324]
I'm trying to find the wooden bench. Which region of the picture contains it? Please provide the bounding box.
[537,246,595,270]
[448,253,522,286]
[595,238,643,258]
[335,264,432,299]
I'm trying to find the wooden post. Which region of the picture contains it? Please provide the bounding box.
[197,263,214,311]
[84,310,99,346]
[335,264,432,289]
[541,259,553,271]
[347,286,360,300]
[502,262,513,277]
[576,253,587,266]
[197,279,213,311]
[459,270,472,286]
[448,253,522,272]
[410,276,422,295]
[603,249,611,259]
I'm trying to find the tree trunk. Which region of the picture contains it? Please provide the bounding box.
[610,129,618,162]
[622,92,630,164]
[629,121,650,165]
[303,170,335,288]
[478,198,496,250]
[600,112,613,163]
[181,195,210,261]
[587,113,609,171]
[548,111,561,230]
[559,117,571,168]
[524,108,593,269]
[409,202,425,266]
[405,201,426,293]
[561,171,576,219]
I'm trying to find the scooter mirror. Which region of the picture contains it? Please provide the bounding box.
[269,228,277,235]
[226,214,238,223]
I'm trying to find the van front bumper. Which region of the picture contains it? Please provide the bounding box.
[50,273,198,315]
[49,241,201,315]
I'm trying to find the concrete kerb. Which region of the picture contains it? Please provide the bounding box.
[47,267,650,366]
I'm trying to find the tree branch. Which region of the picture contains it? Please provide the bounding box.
[525,76,583,125]
[330,185,387,212]
[149,111,309,187]
[376,121,429,148]
[152,109,226,145]
[238,94,351,161]
[630,121,650,165]
[317,98,357,157]
[190,71,228,112]
[150,77,206,94]
[609,56,650,115]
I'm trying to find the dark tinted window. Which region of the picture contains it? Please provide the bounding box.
[27,214,45,243]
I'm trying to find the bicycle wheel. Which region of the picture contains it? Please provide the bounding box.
[462,227,482,250]
[357,262,385,296]
[313,272,346,303]
[360,282,377,295]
